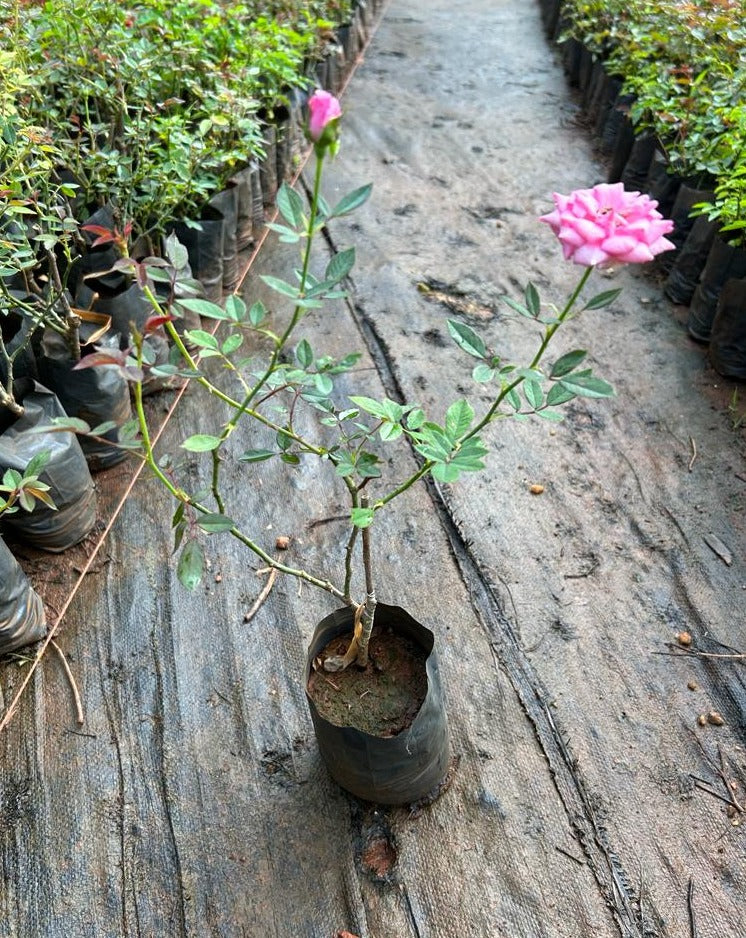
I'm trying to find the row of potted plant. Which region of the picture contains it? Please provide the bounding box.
[0,0,379,657]
[538,0,746,379]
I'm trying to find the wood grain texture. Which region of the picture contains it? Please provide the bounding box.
[2,1,744,937]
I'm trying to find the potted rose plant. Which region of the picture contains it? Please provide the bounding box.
[71,91,675,804]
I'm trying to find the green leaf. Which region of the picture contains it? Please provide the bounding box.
[25,451,51,477]
[525,282,541,317]
[413,424,453,462]
[550,349,588,378]
[583,288,622,311]
[325,247,355,284]
[176,298,227,320]
[431,462,461,483]
[446,320,487,359]
[406,408,425,430]
[357,452,381,479]
[181,434,222,452]
[559,375,615,399]
[349,395,388,419]
[473,363,496,383]
[280,452,301,466]
[177,539,204,590]
[48,416,91,433]
[221,333,243,356]
[523,380,544,410]
[331,184,373,218]
[506,388,522,411]
[260,275,299,298]
[500,295,533,318]
[276,430,293,452]
[296,338,313,368]
[183,329,218,350]
[89,420,119,436]
[546,383,576,406]
[276,183,305,228]
[249,301,267,326]
[445,400,474,441]
[239,448,275,462]
[197,513,235,533]
[379,422,403,441]
[314,373,333,396]
[351,506,375,528]
[536,409,564,422]
[224,294,247,322]
[2,468,22,488]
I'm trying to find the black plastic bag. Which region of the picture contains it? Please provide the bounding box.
[0,382,97,551]
[709,278,746,379]
[305,603,451,805]
[689,236,746,342]
[37,330,132,471]
[0,536,46,656]
[664,214,719,307]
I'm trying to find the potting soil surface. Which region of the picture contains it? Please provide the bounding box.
[2,1,745,936]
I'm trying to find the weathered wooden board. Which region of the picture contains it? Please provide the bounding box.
[1,1,744,937]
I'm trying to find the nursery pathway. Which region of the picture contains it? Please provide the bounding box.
[2,1,745,937]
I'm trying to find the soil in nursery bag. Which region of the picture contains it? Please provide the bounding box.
[307,626,428,736]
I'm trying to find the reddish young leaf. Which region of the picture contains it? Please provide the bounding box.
[144,314,175,334]
[73,350,129,370]
[81,223,116,247]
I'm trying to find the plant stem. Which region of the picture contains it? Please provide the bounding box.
[132,364,350,603]
[45,248,81,361]
[343,489,360,603]
[465,265,594,443]
[355,494,377,668]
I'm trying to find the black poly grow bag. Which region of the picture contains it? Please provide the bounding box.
[689,236,746,343]
[170,219,225,304]
[0,535,46,656]
[0,382,97,551]
[305,603,450,805]
[664,214,719,307]
[37,330,132,471]
[709,278,746,380]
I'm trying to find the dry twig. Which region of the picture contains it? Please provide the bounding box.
[51,639,84,725]
[688,436,697,472]
[243,567,278,624]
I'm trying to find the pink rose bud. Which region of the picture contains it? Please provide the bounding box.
[540,182,675,268]
[307,90,342,145]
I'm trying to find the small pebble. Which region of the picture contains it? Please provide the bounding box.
[687,680,698,691]
[276,535,291,550]
[707,710,725,726]
[529,484,545,495]
[214,573,222,583]
[676,631,692,646]
[697,714,707,726]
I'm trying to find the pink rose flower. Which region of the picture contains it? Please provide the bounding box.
[540,183,675,267]
[307,90,342,142]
